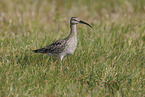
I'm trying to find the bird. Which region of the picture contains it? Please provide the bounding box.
[33,17,92,62]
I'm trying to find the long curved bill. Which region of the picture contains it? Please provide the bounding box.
[79,20,92,28]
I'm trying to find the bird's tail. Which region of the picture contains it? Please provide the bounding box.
[32,48,47,53]
[33,50,39,53]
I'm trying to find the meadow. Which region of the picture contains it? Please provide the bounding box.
[0,0,145,96]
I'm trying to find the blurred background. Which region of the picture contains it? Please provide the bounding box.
[0,0,145,42]
[0,0,145,26]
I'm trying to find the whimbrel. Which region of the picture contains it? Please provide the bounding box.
[33,17,92,61]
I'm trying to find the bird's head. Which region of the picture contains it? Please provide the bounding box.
[70,17,92,28]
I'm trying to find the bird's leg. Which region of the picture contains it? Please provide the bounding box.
[59,56,64,71]
[59,60,62,70]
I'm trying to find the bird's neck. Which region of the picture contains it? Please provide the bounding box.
[69,24,77,38]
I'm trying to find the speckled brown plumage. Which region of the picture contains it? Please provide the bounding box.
[33,39,67,54]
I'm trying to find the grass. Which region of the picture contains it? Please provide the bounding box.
[0,0,145,96]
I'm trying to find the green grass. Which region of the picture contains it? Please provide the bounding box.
[0,0,145,96]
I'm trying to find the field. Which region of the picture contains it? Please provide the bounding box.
[0,0,145,96]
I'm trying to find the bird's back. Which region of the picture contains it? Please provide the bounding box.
[33,39,67,55]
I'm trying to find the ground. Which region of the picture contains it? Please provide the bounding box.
[0,0,145,96]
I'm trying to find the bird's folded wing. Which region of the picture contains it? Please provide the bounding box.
[33,39,67,54]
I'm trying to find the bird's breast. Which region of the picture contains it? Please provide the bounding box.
[66,37,77,54]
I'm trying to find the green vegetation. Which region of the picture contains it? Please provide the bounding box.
[0,0,145,96]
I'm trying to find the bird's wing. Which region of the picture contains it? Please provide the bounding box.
[33,39,67,54]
